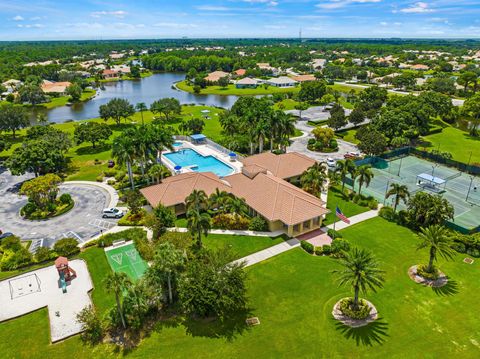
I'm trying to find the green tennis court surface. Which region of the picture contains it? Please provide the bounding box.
[105,243,148,280]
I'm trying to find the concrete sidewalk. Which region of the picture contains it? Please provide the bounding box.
[232,238,300,267]
[322,208,380,232]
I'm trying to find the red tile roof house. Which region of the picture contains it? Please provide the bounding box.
[234,69,247,77]
[141,152,329,238]
[102,69,119,79]
[204,71,230,83]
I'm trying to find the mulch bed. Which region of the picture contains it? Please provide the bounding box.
[332,298,378,328]
[408,265,448,288]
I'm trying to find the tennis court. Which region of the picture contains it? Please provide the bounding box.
[104,242,148,280]
[349,156,480,232]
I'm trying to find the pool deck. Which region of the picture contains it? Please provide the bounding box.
[162,141,243,176]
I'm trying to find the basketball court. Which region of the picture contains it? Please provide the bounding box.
[350,155,480,232]
[104,241,148,280]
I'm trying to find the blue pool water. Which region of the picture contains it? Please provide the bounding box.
[164,148,234,177]
[172,142,183,147]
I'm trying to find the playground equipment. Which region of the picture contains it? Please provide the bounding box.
[54,257,77,294]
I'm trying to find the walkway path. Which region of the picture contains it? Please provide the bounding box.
[232,238,300,267]
[322,208,380,231]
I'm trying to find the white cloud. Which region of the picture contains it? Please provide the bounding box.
[399,2,434,13]
[91,10,127,18]
[316,0,381,10]
[195,5,230,11]
[243,0,279,5]
[12,15,24,21]
[380,21,388,26]
[17,23,44,28]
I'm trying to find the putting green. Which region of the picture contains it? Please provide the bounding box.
[104,243,148,280]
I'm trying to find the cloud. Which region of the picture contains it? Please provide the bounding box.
[380,21,388,26]
[316,0,381,10]
[12,15,24,21]
[243,0,279,5]
[17,23,44,28]
[91,10,127,18]
[195,5,231,11]
[399,2,434,13]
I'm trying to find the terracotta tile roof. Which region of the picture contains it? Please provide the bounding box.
[241,152,316,179]
[226,172,328,225]
[291,74,316,82]
[204,71,229,82]
[41,81,71,93]
[235,77,258,85]
[140,172,230,208]
[234,69,246,76]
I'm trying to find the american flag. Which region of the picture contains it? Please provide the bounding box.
[336,206,350,224]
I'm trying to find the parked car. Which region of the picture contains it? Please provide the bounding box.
[326,158,337,167]
[108,160,115,168]
[344,151,362,160]
[102,208,124,219]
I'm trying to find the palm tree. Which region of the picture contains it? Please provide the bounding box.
[112,135,136,189]
[300,163,327,198]
[335,159,356,193]
[225,196,249,217]
[332,248,385,311]
[208,189,231,214]
[186,189,209,212]
[148,164,170,184]
[386,183,410,212]
[356,165,374,195]
[149,124,174,177]
[275,111,296,152]
[135,102,148,125]
[255,119,270,153]
[104,272,131,329]
[150,242,185,304]
[417,225,455,274]
[186,208,211,248]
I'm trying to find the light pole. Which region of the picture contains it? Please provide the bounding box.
[466,175,474,202]
[397,156,403,177]
[383,178,391,206]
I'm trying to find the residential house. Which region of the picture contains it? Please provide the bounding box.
[102,69,119,79]
[2,79,23,93]
[291,74,316,83]
[235,77,259,89]
[311,58,327,69]
[140,152,328,237]
[266,76,298,88]
[204,71,230,83]
[410,64,429,71]
[234,69,246,77]
[41,80,72,94]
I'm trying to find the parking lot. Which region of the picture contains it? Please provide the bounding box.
[0,169,119,247]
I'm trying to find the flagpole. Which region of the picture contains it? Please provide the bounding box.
[333,217,336,240]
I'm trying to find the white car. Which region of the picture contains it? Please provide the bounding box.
[326,158,336,167]
[102,207,124,219]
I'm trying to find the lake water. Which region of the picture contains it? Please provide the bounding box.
[36,73,240,123]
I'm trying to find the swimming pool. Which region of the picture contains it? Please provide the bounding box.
[163,148,234,177]
[172,141,183,147]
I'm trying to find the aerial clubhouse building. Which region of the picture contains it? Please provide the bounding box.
[141,152,329,237]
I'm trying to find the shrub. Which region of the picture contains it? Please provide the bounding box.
[103,169,117,177]
[314,247,323,256]
[96,228,147,248]
[322,244,332,255]
[300,240,314,254]
[53,237,80,257]
[0,247,33,271]
[96,175,104,182]
[331,239,350,253]
[59,193,72,205]
[35,246,54,262]
[248,216,268,231]
[379,206,396,222]
[368,199,378,210]
[118,209,147,226]
[329,139,338,149]
[327,229,342,239]
[76,306,104,344]
[21,202,37,216]
[115,171,126,182]
[212,214,249,230]
[1,236,22,251]
[307,138,316,145]
[467,248,480,258]
[451,242,466,253]
[134,234,155,261]
[46,202,57,212]
[417,264,439,280]
[107,179,116,186]
[339,298,371,320]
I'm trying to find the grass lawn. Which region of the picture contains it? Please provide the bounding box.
[1,218,479,358]
[336,129,359,144]
[323,186,370,225]
[419,126,480,165]
[176,80,299,96]
[203,234,286,260]
[39,89,97,110]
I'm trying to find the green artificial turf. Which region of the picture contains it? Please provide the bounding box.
[1,218,479,358]
[420,126,480,165]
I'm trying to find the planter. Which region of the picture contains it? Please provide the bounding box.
[408,265,448,288]
[332,297,378,328]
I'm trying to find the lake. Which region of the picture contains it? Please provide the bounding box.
[36,73,240,123]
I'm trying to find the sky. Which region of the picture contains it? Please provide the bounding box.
[1,0,480,40]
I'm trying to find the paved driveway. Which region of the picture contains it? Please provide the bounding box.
[287,121,359,162]
[0,169,118,247]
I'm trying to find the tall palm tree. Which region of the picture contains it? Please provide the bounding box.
[112,135,136,189]
[149,124,174,178]
[209,188,231,214]
[148,164,170,184]
[386,183,410,212]
[225,196,249,217]
[186,208,211,248]
[300,163,327,198]
[332,248,385,311]
[255,119,270,153]
[276,111,296,152]
[335,159,356,193]
[186,189,209,212]
[417,225,455,274]
[356,165,374,195]
[135,102,148,125]
[104,272,132,329]
[150,242,185,304]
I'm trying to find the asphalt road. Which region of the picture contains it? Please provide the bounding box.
[0,169,118,247]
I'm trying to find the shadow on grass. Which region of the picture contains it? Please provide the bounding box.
[334,318,389,346]
[75,143,111,155]
[432,278,459,297]
[182,307,253,341]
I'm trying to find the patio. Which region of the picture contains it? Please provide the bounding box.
[297,229,332,247]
